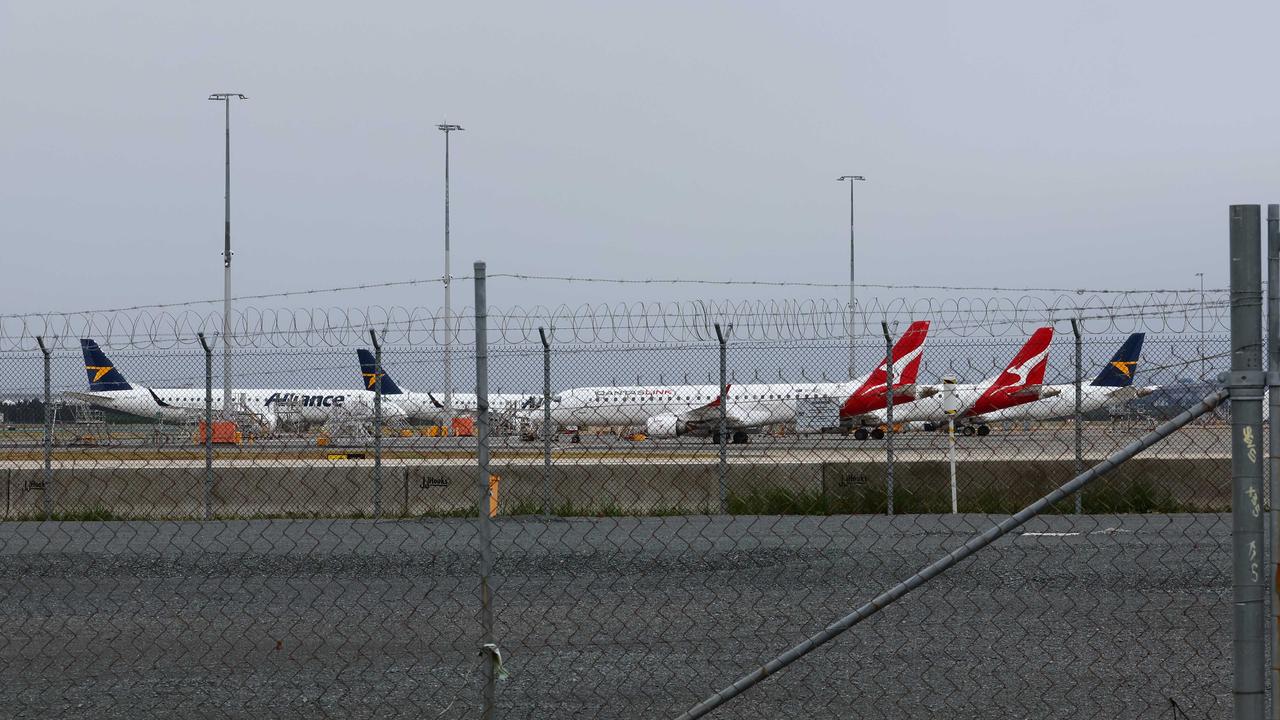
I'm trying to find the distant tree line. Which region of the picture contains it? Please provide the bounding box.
[1,400,151,426]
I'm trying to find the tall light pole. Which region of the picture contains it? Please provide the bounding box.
[1196,271,1205,380]
[209,93,247,416]
[837,175,866,380]
[438,123,463,430]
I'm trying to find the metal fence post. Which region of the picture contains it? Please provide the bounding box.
[198,333,214,520]
[1071,318,1083,515]
[881,322,894,516]
[1266,202,1280,720]
[715,322,730,514]
[474,261,498,718]
[539,327,552,519]
[369,329,383,519]
[36,336,52,519]
[1229,204,1266,719]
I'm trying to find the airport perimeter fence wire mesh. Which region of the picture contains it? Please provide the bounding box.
[0,291,1247,718]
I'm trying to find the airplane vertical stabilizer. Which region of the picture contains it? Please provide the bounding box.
[1090,333,1145,387]
[80,339,132,392]
[357,349,406,395]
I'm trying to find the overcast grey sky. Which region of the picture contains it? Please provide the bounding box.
[3,1,1277,316]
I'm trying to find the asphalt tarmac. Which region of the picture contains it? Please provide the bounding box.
[0,513,1231,719]
[1,423,1231,467]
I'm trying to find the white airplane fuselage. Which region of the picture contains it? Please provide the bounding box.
[549,381,856,434]
[388,391,544,424]
[73,387,394,428]
[868,382,992,425]
[969,384,1154,423]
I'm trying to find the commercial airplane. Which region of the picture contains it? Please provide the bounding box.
[71,339,403,431]
[546,321,932,443]
[357,349,541,423]
[967,332,1156,424]
[868,326,1056,436]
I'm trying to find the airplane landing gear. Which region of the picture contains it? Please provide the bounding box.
[870,427,886,440]
[732,431,749,444]
[975,424,990,437]
[960,425,976,437]
[853,428,869,441]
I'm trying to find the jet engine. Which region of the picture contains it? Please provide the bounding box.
[644,413,684,438]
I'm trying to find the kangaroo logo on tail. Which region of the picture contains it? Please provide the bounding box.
[863,320,931,390]
[992,327,1054,390]
[964,327,1053,417]
[840,320,931,418]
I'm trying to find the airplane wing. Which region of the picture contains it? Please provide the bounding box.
[65,391,116,406]
[1095,385,1157,402]
[1007,384,1060,399]
[676,387,770,430]
[858,382,926,400]
[916,385,941,398]
[678,387,736,426]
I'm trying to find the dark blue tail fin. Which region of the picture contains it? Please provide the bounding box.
[357,349,405,395]
[80,339,132,391]
[1090,333,1145,387]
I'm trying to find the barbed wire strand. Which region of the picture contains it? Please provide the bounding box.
[3,274,1229,320]
[0,295,1233,353]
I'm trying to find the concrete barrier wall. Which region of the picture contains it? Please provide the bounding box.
[821,459,1230,512]
[1,458,1231,520]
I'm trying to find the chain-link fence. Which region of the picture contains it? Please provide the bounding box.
[0,288,1243,718]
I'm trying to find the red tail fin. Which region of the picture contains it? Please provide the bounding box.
[858,320,931,392]
[964,327,1053,417]
[840,320,930,418]
[990,326,1053,390]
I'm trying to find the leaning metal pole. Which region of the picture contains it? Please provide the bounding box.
[1268,203,1280,720]
[473,261,498,719]
[675,388,1230,720]
[1229,204,1266,720]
